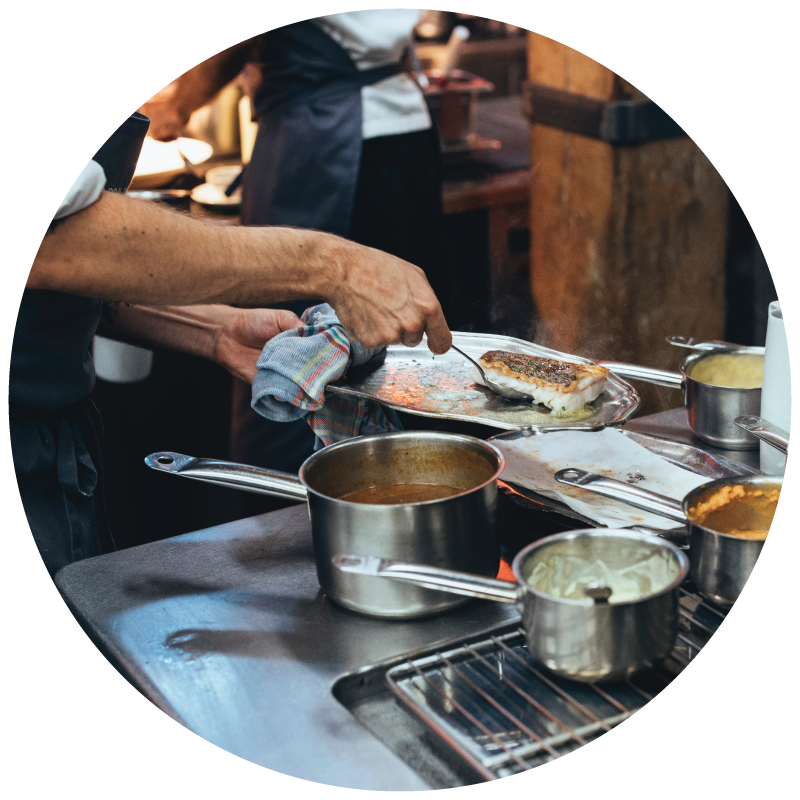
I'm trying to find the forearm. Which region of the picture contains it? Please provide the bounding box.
[140,38,260,140]
[97,302,232,361]
[30,190,340,305]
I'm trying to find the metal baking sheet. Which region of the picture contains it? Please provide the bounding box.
[490,428,759,527]
[328,332,639,432]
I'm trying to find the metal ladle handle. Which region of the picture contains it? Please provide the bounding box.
[144,452,308,501]
[734,416,790,455]
[554,468,687,523]
[597,362,684,390]
[331,555,520,604]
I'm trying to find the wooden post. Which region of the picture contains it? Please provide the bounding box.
[527,32,729,414]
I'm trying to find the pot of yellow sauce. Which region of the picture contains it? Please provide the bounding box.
[601,346,765,450]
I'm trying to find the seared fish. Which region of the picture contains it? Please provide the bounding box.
[473,350,610,415]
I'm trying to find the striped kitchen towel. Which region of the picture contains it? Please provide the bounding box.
[251,303,402,447]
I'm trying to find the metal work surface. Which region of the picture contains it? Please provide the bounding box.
[328,332,639,431]
[342,587,723,781]
[55,506,517,790]
[54,410,744,790]
[626,408,761,472]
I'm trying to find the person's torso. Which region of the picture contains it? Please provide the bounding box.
[10,113,149,411]
[257,10,430,140]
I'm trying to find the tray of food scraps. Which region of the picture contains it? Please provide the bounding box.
[327,332,639,431]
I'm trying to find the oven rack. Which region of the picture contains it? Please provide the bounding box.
[385,587,725,780]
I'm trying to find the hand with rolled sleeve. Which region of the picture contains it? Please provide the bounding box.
[31,173,453,369]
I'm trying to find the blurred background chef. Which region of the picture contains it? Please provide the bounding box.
[142,10,458,516]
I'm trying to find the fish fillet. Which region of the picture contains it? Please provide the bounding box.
[472,350,610,415]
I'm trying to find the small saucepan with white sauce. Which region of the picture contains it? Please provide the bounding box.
[600,340,765,451]
[554,470,781,607]
[333,529,689,683]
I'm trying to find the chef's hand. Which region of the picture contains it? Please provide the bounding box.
[328,243,452,355]
[139,85,191,142]
[213,308,304,384]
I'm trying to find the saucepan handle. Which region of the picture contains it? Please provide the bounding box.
[554,468,687,523]
[665,335,741,352]
[597,362,684,390]
[734,416,790,455]
[331,555,520,604]
[144,452,308,502]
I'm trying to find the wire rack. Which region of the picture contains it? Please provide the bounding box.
[385,587,726,780]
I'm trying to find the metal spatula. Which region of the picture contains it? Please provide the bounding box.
[450,345,532,402]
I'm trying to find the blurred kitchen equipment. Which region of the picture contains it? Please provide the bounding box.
[130,137,213,189]
[415,10,454,40]
[601,346,765,450]
[555,469,779,607]
[424,69,496,150]
[760,301,790,474]
[127,189,191,209]
[333,528,689,683]
[93,337,153,383]
[734,415,789,455]
[189,164,242,211]
[435,25,470,87]
[450,344,530,401]
[666,335,747,351]
[145,431,503,619]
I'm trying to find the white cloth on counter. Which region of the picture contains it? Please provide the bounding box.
[314,10,431,140]
[494,428,708,529]
[55,160,106,219]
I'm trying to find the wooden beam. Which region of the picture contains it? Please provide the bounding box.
[527,32,728,414]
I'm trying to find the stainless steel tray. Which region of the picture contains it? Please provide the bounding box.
[328,332,639,431]
[491,429,759,528]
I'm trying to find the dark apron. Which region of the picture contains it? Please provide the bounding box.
[10,112,149,576]
[241,20,404,235]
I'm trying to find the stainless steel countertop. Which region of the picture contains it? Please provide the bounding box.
[55,408,757,789]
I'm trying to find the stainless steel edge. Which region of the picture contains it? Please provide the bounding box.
[553,468,687,523]
[665,335,761,352]
[144,451,308,501]
[598,361,684,389]
[734,415,790,454]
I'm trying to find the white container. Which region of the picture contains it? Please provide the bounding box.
[93,336,153,383]
[760,301,791,474]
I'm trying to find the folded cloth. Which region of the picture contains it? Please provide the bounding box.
[251,303,402,447]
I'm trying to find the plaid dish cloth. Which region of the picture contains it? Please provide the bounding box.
[251,303,402,447]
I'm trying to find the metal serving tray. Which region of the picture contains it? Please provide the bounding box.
[491,429,759,529]
[332,588,725,784]
[328,332,639,432]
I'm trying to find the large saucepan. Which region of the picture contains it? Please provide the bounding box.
[555,469,780,607]
[333,529,689,683]
[600,340,764,450]
[145,431,504,619]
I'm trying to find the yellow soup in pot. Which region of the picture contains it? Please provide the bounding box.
[688,353,764,389]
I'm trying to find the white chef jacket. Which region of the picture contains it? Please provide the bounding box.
[313,10,431,140]
[55,161,106,219]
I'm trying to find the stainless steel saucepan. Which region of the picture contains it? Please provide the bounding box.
[145,431,504,619]
[333,529,689,683]
[600,339,764,450]
[555,469,780,607]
